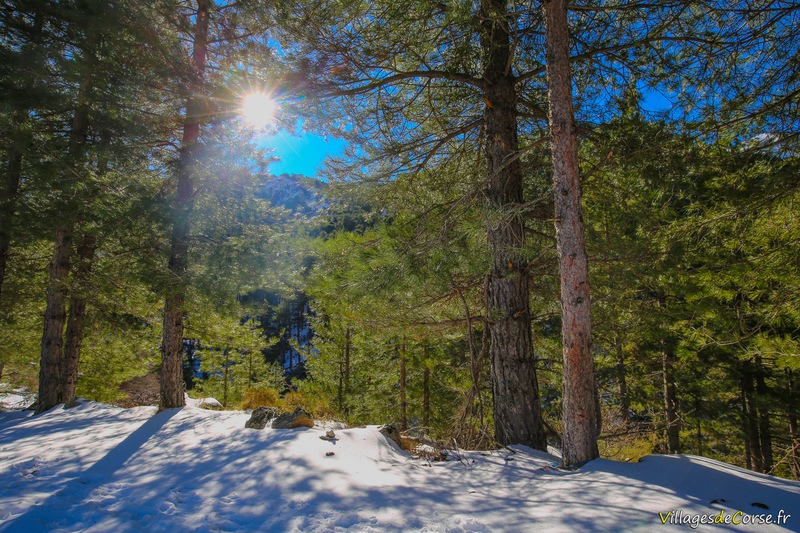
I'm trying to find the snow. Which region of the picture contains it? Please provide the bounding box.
[0,401,798,532]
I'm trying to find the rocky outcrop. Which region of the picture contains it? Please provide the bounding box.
[271,407,314,429]
[245,406,281,430]
[379,424,402,447]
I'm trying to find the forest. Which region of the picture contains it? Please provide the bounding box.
[1,0,798,478]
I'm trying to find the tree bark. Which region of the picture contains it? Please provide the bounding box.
[741,366,763,472]
[614,331,630,423]
[62,233,97,404]
[160,0,211,409]
[37,227,72,412]
[36,64,92,413]
[0,11,42,304]
[480,0,546,450]
[662,344,680,454]
[0,137,23,305]
[344,326,351,394]
[694,396,702,456]
[423,366,431,430]
[223,349,229,407]
[543,0,599,466]
[788,371,800,478]
[754,358,773,473]
[399,342,407,431]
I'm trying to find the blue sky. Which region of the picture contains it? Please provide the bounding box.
[258,130,347,178]
[259,85,672,178]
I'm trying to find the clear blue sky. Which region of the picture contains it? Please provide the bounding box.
[258,130,347,178]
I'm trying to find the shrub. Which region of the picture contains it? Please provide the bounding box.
[239,387,280,410]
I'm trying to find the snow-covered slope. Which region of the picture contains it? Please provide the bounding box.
[0,401,797,532]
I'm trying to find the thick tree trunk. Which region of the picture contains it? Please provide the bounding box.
[480,0,546,450]
[37,226,73,412]
[741,367,763,472]
[543,0,599,466]
[36,67,91,414]
[662,344,681,454]
[160,0,211,409]
[754,358,773,473]
[62,233,97,404]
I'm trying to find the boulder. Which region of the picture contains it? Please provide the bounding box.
[379,423,402,447]
[271,407,314,429]
[199,398,223,410]
[245,406,281,430]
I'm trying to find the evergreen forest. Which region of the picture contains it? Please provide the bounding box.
[1,0,798,477]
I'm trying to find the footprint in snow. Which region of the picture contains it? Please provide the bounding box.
[160,501,178,516]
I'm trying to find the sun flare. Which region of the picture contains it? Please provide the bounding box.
[241,92,276,129]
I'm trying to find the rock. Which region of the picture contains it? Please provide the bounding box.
[199,398,223,410]
[271,407,314,429]
[320,429,336,441]
[379,424,402,447]
[326,451,335,457]
[245,406,281,430]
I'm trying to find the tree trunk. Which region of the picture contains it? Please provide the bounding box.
[543,0,599,466]
[160,0,211,409]
[36,64,92,414]
[399,342,407,431]
[480,0,546,450]
[695,396,702,456]
[754,358,773,473]
[62,233,97,404]
[423,366,431,430]
[741,367,763,472]
[0,139,23,305]
[0,12,42,303]
[662,344,680,454]
[37,226,72,413]
[344,327,351,394]
[788,372,800,479]
[614,331,630,424]
[223,349,229,408]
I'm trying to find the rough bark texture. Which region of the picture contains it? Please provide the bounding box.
[159,0,211,410]
[754,359,773,473]
[662,345,681,454]
[36,67,91,414]
[480,0,546,450]
[742,369,763,472]
[543,0,599,466]
[37,226,73,413]
[62,233,97,404]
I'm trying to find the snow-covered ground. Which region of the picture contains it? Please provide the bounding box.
[0,398,798,532]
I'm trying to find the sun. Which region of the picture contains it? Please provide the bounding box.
[241,92,276,129]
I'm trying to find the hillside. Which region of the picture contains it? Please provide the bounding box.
[0,400,798,532]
